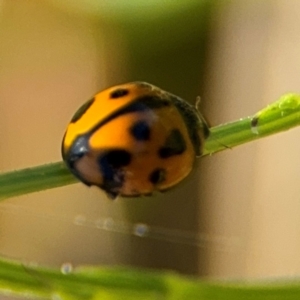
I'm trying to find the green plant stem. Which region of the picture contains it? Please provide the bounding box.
[0,93,300,201]
[1,258,300,300]
[0,162,77,201]
[203,93,300,154]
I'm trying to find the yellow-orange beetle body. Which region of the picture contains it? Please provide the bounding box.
[62,82,209,199]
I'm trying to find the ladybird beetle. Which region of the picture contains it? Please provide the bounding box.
[61,82,209,199]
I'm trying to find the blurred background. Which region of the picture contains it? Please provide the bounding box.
[0,2,300,298]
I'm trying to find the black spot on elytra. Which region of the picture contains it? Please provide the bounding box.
[110,88,129,99]
[130,120,150,141]
[98,150,132,199]
[159,129,186,158]
[99,150,131,170]
[88,95,171,138]
[70,98,94,123]
[149,168,166,185]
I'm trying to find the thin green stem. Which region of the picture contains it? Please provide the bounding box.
[203,93,300,154]
[0,162,77,201]
[1,258,300,300]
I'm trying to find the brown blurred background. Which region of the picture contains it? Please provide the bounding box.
[0,2,300,297]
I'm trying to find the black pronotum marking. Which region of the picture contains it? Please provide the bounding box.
[170,95,209,156]
[98,150,132,199]
[149,168,166,185]
[130,120,151,141]
[110,88,129,99]
[135,82,153,89]
[138,95,170,108]
[158,129,187,158]
[62,134,94,187]
[70,98,95,123]
[63,135,89,167]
